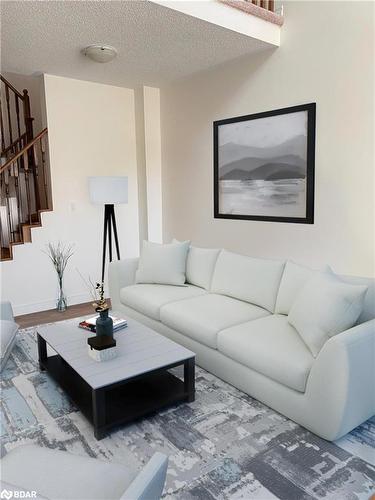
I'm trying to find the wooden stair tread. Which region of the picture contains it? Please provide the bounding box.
[22,223,42,229]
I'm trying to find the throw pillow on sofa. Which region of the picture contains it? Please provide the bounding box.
[172,239,221,290]
[135,240,190,286]
[275,261,331,315]
[186,246,221,290]
[288,272,368,357]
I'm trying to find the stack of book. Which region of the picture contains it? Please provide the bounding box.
[79,315,127,333]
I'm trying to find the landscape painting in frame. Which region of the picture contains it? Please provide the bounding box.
[214,103,316,223]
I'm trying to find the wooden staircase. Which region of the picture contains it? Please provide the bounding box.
[0,75,51,261]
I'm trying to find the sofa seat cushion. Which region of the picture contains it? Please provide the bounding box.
[218,315,314,392]
[1,444,135,500]
[160,294,269,349]
[120,284,207,320]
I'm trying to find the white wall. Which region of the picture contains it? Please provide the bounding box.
[160,1,375,277]
[1,74,139,314]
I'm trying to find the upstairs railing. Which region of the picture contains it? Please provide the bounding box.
[249,0,275,12]
[0,75,34,156]
[222,0,283,24]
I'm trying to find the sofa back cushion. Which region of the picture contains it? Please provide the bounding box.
[288,272,368,357]
[275,261,330,315]
[337,274,375,324]
[211,250,285,312]
[186,247,221,290]
[172,239,221,290]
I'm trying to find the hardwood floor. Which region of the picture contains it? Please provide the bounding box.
[15,300,111,329]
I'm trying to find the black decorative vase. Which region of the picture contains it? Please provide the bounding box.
[96,309,113,338]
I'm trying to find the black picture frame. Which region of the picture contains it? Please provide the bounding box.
[213,103,316,224]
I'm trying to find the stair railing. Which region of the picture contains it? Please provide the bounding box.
[0,128,49,258]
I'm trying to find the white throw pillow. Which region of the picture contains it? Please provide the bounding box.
[211,250,285,312]
[275,261,331,315]
[187,246,221,290]
[288,272,368,357]
[135,240,190,286]
[172,239,221,290]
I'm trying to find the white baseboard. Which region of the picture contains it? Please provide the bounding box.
[13,291,93,316]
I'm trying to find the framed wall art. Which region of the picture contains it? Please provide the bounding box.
[213,103,316,224]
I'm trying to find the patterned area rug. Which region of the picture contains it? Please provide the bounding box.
[1,325,374,499]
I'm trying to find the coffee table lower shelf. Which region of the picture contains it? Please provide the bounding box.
[39,353,195,440]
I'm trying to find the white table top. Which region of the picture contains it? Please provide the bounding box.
[37,316,195,390]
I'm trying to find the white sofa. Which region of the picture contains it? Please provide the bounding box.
[109,249,375,441]
[1,445,168,500]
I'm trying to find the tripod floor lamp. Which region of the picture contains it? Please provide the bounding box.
[89,176,128,282]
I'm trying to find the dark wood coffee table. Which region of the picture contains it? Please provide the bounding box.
[37,317,195,439]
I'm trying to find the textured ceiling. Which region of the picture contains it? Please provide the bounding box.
[1,0,272,88]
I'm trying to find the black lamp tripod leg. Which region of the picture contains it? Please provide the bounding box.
[101,204,121,282]
[101,206,109,283]
[108,207,113,263]
[111,205,121,260]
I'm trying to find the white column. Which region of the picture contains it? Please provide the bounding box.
[143,86,163,243]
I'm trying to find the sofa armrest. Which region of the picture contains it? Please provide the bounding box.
[0,301,15,322]
[121,452,168,500]
[306,319,375,439]
[108,258,139,309]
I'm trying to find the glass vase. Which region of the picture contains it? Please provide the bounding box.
[56,277,67,312]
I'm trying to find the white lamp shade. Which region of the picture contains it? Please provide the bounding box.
[88,176,128,205]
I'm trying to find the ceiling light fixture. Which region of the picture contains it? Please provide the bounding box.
[82,44,118,63]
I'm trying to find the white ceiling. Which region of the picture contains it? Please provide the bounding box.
[1,0,273,88]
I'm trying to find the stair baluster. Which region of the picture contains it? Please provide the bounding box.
[15,95,22,147]
[0,211,4,252]
[0,97,5,151]
[23,149,32,224]
[3,169,13,245]
[14,160,22,240]
[40,135,48,208]
[32,142,41,211]
[23,89,34,143]
[5,85,13,146]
